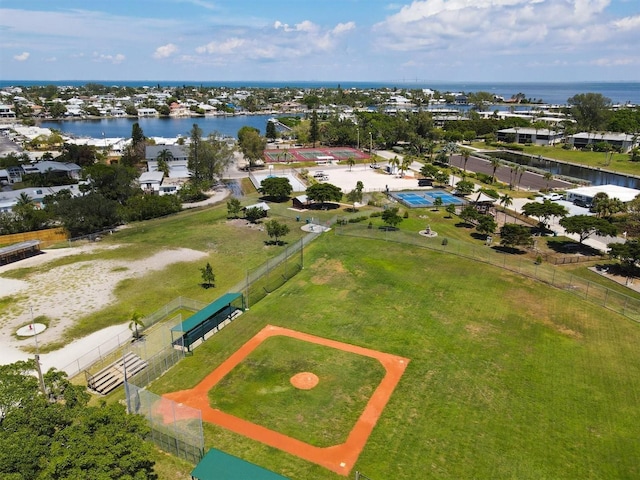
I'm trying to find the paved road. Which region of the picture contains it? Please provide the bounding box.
[448,154,571,191]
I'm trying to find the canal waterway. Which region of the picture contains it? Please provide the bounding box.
[40,114,276,140]
[486,151,640,189]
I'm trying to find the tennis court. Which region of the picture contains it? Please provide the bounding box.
[392,190,466,208]
[264,147,368,164]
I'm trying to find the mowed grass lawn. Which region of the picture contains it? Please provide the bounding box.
[150,232,640,480]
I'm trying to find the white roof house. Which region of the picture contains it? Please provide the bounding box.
[243,201,270,212]
[139,171,164,194]
[570,132,638,153]
[565,185,640,203]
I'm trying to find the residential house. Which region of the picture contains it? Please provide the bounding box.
[145,144,190,178]
[569,132,638,153]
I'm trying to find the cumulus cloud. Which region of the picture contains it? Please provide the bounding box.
[373,0,619,53]
[196,37,246,54]
[613,15,640,31]
[153,43,178,59]
[333,22,356,35]
[193,19,356,63]
[14,51,29,61]
[92,52,125,64]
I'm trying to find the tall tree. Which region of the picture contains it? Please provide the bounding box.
[0,362,155,479]
[500,223,534,249]
[130,122,146,166]
[567,93,612,132]
[187,123,204,181]
[237,126,267,170]
[490,157,502,183]
[266,120,277,140]
[227,197,242,218]
[381,206,403,229]
[259,176,293,201]
[310,110,319,147]
[200,262,215,288]
[306,182,343,207]
[559,215,617,244]
[264,219,290,245]
[499,193,513,223]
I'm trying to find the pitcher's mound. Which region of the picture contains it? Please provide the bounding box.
[290,372,319,390]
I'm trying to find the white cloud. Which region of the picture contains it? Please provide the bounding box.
[613,15,640,31]
[333,22,356,35]
[13,51,29,61]
[196,37,246,54]
[153,43,178,59]
[372,0,623,53]
[92,52,125,64]
[274,20,318,33]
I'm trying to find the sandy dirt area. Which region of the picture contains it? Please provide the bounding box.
[0,243,208,372]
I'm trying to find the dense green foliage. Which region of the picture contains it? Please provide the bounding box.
[259,176,293,201]
[0,361,156,479]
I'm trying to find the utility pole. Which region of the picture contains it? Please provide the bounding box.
[30,306,46,396]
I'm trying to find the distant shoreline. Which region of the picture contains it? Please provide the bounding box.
[2,80,639,105]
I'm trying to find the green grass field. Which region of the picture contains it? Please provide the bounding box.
[150,229,640,480]
[208,335,385,447]
[7,190,639,479]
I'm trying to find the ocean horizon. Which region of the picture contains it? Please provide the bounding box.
[2,80,640,106]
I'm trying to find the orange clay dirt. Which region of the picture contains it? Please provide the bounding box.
[162,325,410,476]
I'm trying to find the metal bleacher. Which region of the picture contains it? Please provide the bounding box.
[86,352,148,395]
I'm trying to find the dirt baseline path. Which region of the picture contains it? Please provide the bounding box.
[163,324,410,475]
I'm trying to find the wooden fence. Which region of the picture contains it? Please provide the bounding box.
[0,228,67,248]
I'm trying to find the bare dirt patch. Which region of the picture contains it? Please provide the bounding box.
[0,244,208,367]
[290,372,319,390]
[310,258,347,285]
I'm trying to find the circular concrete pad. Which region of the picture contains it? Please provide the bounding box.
[16,323,47,337]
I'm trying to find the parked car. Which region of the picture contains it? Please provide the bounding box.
[544,193,563,201]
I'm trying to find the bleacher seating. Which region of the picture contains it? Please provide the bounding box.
[86,352,147,395]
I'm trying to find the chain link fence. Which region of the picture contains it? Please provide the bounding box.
[124,381,204,464]
[64,297,205,378]
[335,222,640,323]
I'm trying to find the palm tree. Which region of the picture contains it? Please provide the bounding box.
[516,165,526,190]
[400,156,412,177]
[490,158,502,184]
[509,165,516,189]
[156,148,173,176]
[15,192,34,209]
[543,171,553,191]
[425,141,436,163]
[389,156,401,176]
[128,311,145,341]
[461,148,471,172]
[499,193,513,223]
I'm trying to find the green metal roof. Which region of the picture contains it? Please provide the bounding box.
[191,448,289,480]
[171,292,242,333]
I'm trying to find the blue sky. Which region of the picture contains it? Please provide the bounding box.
[1,0,639,82]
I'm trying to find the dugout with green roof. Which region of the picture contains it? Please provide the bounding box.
[171,293,244,351]
[191,448,289,480]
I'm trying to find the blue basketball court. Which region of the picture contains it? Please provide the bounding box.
[392,190,465,208]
